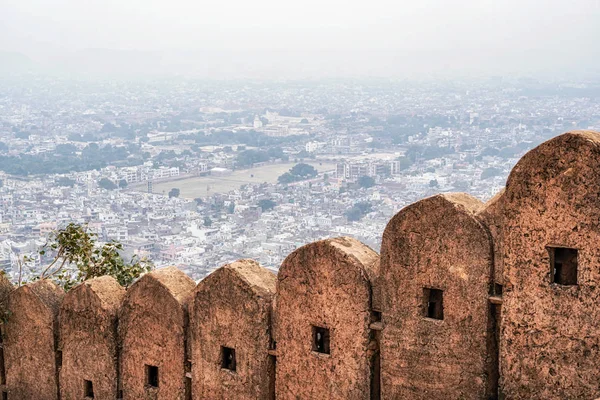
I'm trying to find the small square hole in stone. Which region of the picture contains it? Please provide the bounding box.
[549,247,578,286]
[84,380,94,398]
[423,288,444,320]
[312,326,330,354]
[221,347,236,371]
[145,365,159,388]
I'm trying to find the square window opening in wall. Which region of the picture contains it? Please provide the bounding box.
[2,391,6,400]
[548,247,578,286]
[423,288,444,320]
[221,346,236,371]
[84,380,94,398]
[145,365,159,388]
[312,325,330,354]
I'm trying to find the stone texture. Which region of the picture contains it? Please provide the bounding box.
[59,276,125,400]
[4,280,64,400]
[191,259,276,400]
[119,266,195,400]
[499,130,600,399]
[380,193,496,400]
[275,237,379,400]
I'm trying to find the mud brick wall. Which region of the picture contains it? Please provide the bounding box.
[477,188,507,289]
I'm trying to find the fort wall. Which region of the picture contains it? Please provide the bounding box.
[0,130,598,399]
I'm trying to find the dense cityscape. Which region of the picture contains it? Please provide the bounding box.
[0,75,599,280]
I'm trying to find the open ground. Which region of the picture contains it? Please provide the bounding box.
[132,161,337,198]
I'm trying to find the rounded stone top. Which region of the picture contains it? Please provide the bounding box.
[11,279,64,313]
[127,266,196,305]
[505,130,600,201]
[64,276,125,312]
[198,259,276,299]
[384,193,485,238]
[279,236,379,285]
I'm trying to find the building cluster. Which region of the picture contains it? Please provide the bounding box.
[0,78,598,283]
[1,131,599,400]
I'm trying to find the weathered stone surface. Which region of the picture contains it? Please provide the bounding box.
[191,259,276,400]
[380,193,495,399]
[275,237,379,400]
[4,280,64,400]
[119,266,195,400]
[59,276,125,400]
[500,130,600,399]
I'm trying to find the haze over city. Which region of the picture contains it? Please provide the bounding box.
[2,0,600,78]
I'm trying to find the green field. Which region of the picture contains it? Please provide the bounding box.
[136,162,336,199]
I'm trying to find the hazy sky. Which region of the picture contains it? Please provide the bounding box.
[1,0,599,78]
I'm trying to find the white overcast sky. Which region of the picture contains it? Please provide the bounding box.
[1,0,599,78]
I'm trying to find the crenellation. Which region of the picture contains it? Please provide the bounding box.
[380,193,496,399]
[191,259,276,400]
[498,130,600,399]
[59,276,125,400]
[275,237,379,400]
[119,266,195,400]
[4,279,64,400]
[1,130,599,399]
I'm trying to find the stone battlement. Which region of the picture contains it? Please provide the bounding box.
[0,130,599,399]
